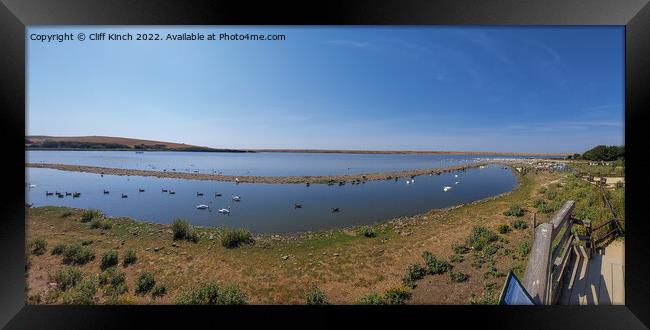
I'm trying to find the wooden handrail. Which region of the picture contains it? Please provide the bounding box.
[523,201,575,305]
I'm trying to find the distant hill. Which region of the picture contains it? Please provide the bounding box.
[250,149,569,157]
[25,135,250,152]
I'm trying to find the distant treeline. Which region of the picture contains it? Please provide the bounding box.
[26,139,251,153]
[567,145,624,161]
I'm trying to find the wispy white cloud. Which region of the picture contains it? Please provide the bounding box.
[325,40,376,49]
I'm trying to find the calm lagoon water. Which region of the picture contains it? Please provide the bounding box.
[26,164,516,234]
[26,150,549,176]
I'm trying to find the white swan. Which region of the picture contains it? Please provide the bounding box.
[232,195,241,201]
[218,207,231,214]
[454,174,458,178]
[196,204,209,209]
[443,186,453,192]
[455,181,460,185]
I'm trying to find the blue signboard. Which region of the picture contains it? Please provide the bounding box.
[499,271,536,305]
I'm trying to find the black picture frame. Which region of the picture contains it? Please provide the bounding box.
[1,0,649,328]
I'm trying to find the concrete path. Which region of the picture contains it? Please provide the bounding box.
[559,240,624,305]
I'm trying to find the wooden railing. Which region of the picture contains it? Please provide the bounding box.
[523,201,576,305]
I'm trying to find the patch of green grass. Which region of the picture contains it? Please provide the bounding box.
[221,228,252,248]
[174,282,246,305]
[27,293,41,304]
[81,239,93,246]
[304,285,329,305]
[100,250,118,270]
[354,293,386,305]
[29,238,47,255]
[99,268,128,296]
[452,243,469,254]
[422,251,452,275]
[383,285,411,305]
[517,240,531,257]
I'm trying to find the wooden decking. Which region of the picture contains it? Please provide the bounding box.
[559,240,625,305]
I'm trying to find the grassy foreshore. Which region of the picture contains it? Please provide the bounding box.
[25,164,622,305]
[26,162,488,184]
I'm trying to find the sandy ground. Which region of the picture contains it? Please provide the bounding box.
[26,162,487,184]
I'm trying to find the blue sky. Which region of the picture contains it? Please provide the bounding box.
[27,27,624,153]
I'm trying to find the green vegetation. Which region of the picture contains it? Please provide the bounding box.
[422,251,452,275]
[511,218,528,230]
[465,226,498,252]
[402,263,426,288]
[61,244,95,265]
[221,228,252,248]
[80,209,103,223]
[152,284,167,298]
[355,293,386,305]
[90,219,112,230]
[452,243,469,254]
[171,219,199,242]
[99,267,128,296]
[359,226,376,238]
[517,240,531,257]
[497,224,511,234]
[449,254,464,263]
[383,285,412,305]
[100,250,119,270]
[52,266,83,291]
[580,145,624,161]
[51,243,66,255]
[81,239,94,246]
[30,140,130,150]
[174,282,246,305]
[503,204,524,217]
[304,285,329,305]
[123,249,137,267]
[449,270,469,283]
[62,275,98,304]
[135,271,156,294]
[29,238,47,255]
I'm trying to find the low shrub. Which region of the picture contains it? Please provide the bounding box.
[99,268,127,296]
[62,276,98,305]
[174,282,246,305]
[449,270,469,283]
[29,238,47,255]
[422,251,452,275]
[100,250,118,270]
[497,224,511,234]
[123,249,137,267]
[221,229,252,248]
[359,226,376,238]
[452,243,469,254]
[545,189,557,200]
[503,204,524,217]
[465,226,498,252]
[152,284,167,298]
[383,285,411,305]
[90,219,112,230]
[62,244,95,265]
[60,211,73,218]
[401,263,426,288]
[483,243,500,257]
[51,244,66,255]
[511,218,528,230]
[171,219,190,240]
[135,271,155,294]
[81,239,93,246]
[517,240,531,256]
[304,285,329,305]
[354,293,386,305]
[27,293,41,304]
[81,209,102,223]
[52,266,82,291]
[449,254,464,263]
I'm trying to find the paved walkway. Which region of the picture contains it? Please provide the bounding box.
[559,240,624,305]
